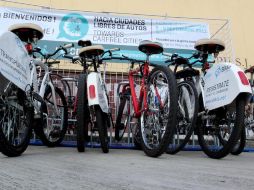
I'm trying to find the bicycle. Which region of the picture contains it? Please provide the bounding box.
[0,23,70,156]
[164,39,251,159]
[32,44,74,147]
[114,40,178,157]
[65,40,117,153]
[163,52,199,154]
[229,66,254,155]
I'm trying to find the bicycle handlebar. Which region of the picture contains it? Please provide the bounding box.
[34,43,74,59]
[162,52,172,57]
[165,52,203,67]
[63,43,74,49]
[63,54,80,63]
[101,54,145,64]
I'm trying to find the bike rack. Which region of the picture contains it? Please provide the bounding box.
[26,10,252,150]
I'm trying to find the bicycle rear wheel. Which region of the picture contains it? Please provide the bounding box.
[167,80,198,154]
[197,94,245,159]
[140,65,177,157]
[34,86,68,147]
[76,74,89,152]
[231,127,246,155]
[0,84,33,157]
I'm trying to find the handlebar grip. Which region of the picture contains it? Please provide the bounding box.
[63,43,74,49]
[73,56,80,60]
[165,59,172,64]
[33,47,41,52]
[162,52,172,57]
[109,48,120,52]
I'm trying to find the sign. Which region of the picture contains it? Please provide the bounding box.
[0,31,31,91]
[203,62,251,110]
[0,7,210,64]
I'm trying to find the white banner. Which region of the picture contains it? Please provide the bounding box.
[203,63,251,110]
[0,7,210,50]
[0,31,31,91]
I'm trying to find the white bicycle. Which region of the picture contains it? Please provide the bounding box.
[165,39,252,159]
[70,40,118,153]
[0,23,70,156]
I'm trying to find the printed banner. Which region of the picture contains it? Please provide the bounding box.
[0,31,31,91]
[203,63,251,110]
[0,7,210,64]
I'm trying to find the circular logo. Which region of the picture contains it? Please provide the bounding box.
[58,13,89,40]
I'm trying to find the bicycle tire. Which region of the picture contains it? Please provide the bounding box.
[95,106,109,153]
[34,86,68,147]
[76,74,89,152]
[197,94,245,159]
[133,123,142,150]
[167,80,198,154]
[231,127,246,155]
[140,65,177,157]
[0,85,33,157]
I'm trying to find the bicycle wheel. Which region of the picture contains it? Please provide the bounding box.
[76,74,89,152]
[0,84,33,157]
[197,94,245,159]
[34,86,68,147]
[133,122,142,149]
[231,127,246,155]
[167,80,198,154]
[140,65,177,157]
[115,90,130,141]
[95,106,109,153]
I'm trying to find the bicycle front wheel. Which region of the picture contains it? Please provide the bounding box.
[0,84,33,157]
[95,106,109,153]
[167,80,198,154]
[34,86,68,147]
[140,65,177,157]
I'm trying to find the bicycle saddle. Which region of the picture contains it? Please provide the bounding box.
[79,45,104,58]
[78,40,92,47]
[194,39,225,54]
[245,66,254,74]
[138,40,163,55]
[8,23,44,43]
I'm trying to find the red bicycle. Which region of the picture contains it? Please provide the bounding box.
[114,40,178,157]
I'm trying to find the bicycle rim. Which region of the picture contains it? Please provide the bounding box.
[140,66,177,157]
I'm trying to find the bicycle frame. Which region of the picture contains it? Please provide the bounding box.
[30,59,60,116]
[128,61,149,118]
[87,68,109,113]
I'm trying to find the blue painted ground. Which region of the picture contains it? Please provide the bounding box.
[30,139,254,152]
